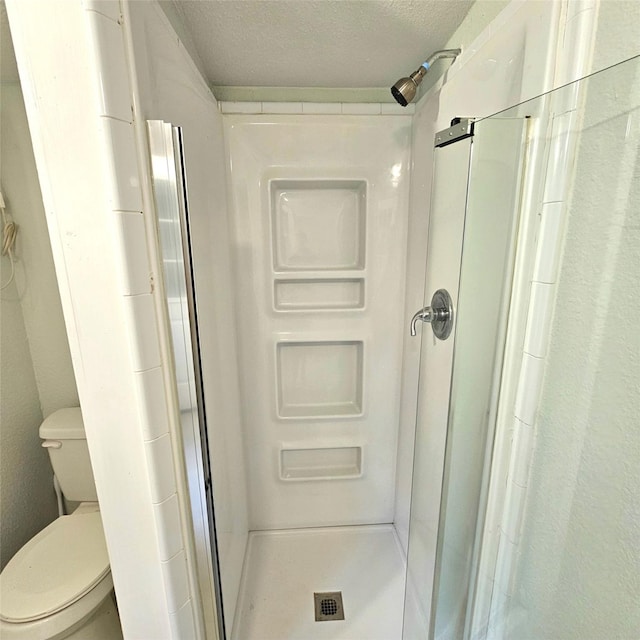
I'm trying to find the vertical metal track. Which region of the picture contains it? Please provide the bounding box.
[147,120,226,639]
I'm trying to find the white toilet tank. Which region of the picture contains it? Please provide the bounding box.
[40,408,98,502]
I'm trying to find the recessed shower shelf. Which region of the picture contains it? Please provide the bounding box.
[274,278,365,311]
[276,341,364,419]
[278,401,363,420]
[270,179,367,272]
[280,447,363,481]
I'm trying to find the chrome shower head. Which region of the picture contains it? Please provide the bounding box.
[390,49,462,107]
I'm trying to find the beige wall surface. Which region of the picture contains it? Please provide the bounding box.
[0,274,56,569]
[506,21,640,639]
[1,84,79,416]
[591,0,640,72]
[0,15,78,569]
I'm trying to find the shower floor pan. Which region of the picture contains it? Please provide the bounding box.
[232,524,406,640]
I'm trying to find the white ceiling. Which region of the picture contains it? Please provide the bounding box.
[169,0,475,89]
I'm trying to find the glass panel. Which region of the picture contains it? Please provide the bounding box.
[430,120,528,640]
[403,136,474,640]
[483,55,640,639]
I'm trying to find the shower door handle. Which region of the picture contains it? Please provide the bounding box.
[410,288,454,340]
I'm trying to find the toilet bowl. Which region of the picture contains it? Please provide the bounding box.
[0,409,123,640]
[0,505,122,640]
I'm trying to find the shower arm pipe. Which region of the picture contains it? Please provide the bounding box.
[423,48,462,69]
[414,48,462,81]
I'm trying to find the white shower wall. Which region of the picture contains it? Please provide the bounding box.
[224,115,412,530]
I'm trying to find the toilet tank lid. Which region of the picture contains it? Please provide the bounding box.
[0,511,110,623]
[39,407,85,440]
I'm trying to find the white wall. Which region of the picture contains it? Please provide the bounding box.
[127,2,249,634]
[224,114,411,531]
[417,0,510,98]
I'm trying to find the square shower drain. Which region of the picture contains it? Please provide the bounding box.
[314,592,345,621]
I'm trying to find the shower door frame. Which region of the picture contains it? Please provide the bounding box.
[147,120,226,640]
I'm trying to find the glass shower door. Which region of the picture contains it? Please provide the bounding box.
[403,117,528,639]
[402,123,474,640]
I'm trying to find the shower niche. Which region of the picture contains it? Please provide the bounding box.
[270,179,367,312]
[273,278,365,311]
[270,179,367,272]
[276,340,364,419]
[279,446,363,481]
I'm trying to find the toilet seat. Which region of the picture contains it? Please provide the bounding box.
[0,573,114,640]
[0,511,110,624]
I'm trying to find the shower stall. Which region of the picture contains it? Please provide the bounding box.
[142,19,539,639]
[146,92,524,639]
[7,0,639,638]
[148,51,640,640]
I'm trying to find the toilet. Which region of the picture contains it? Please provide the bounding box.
[0,409,123,640]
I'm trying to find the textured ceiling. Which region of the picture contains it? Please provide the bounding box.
[170,0,475,88]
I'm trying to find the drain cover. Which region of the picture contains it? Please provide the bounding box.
[314,592,345,621]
